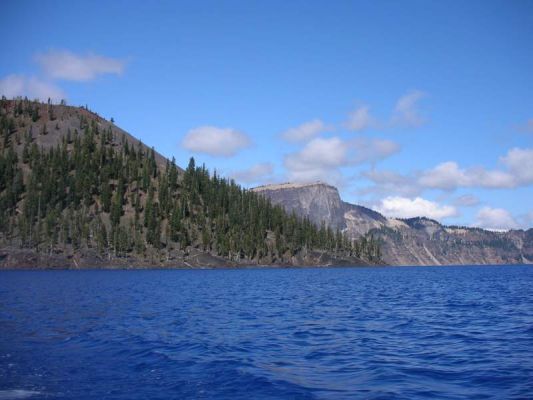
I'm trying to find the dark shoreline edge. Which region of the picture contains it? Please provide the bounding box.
[0,247,380,270]
[2,261,531,272]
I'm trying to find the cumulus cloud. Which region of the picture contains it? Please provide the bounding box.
[500,147,533,185]
[284,136,399,184]
[374,196,458,220]
[182,126,251,157]
[0,74,65,102]
[391,90,427,128]
[418,161,515,190]
[281,119,330,142]
[473,207,518,231]
[359,147,533,205]
[419,148,533,190]
[345,106,375,131]
[36,50,125,81]
[284,137,346,182]
[231,162,274,184]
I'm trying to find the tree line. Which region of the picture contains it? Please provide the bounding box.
[0,98,381,263]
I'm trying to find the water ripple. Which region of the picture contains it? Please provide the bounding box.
[0,266,532,399]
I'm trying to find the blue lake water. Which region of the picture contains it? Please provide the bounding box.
[0,266,532,399]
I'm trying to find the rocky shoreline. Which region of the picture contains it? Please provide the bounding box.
[0,247,375,270]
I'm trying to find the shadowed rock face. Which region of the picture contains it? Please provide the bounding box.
[253,182,346,229]
[253,182,533,266]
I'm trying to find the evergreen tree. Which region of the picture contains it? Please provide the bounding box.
[0,99,380,265]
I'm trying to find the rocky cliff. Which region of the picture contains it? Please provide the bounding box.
[253,182,533,266]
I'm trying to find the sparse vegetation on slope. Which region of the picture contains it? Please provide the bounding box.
[0,98,379,267]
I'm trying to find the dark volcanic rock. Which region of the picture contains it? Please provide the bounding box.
[0,246,371,270]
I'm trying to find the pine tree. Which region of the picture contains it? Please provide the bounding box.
[0,100,378,266]
[110,191,123,227]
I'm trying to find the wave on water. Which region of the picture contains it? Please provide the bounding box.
[0,391,41,400]
[0,266,532,399]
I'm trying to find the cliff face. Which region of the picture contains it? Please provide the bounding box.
[376,218,531,266]
[253,182,346,229]
[253,182,533,266]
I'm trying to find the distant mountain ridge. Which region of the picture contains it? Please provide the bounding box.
[253,182,533,266]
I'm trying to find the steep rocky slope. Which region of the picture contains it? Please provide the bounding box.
[253,182,533,266]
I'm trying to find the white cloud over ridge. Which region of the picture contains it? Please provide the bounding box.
[361,147,533,203]
[281,119,330,142]
[284,137,346,183]
[374,196,458,220]
[284,136,399,184]
[418,161,515,189]
[473,207,519,231]
[418,148,533,190]
[0,74,65,102]
[36,50,125,81]
[182,126,251,157]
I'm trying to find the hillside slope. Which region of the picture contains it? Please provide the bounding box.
[0,99,375,268]
[253,182,533,266]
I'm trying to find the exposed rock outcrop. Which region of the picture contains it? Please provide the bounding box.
[253,182,533,266]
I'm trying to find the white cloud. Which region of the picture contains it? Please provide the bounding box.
[374,196,458,220]
[419,148,533,190]
[500,147,533,185]
[182,126,251,157]
[281,119,330,142]
[419,162,516,190]
[283,136,399,184]
[418,161,468,190]
[360,148,533,207]
[391,90,427,128]
[473,207,518,231]
[0,74,65,102]
[36,50,125,81]
[345,106,375,131]
[231,163,274,184]
[284,137,346,182]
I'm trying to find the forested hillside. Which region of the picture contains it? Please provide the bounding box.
[0,98,379,268]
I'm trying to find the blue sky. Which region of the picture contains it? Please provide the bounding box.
[2,0,532,230]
